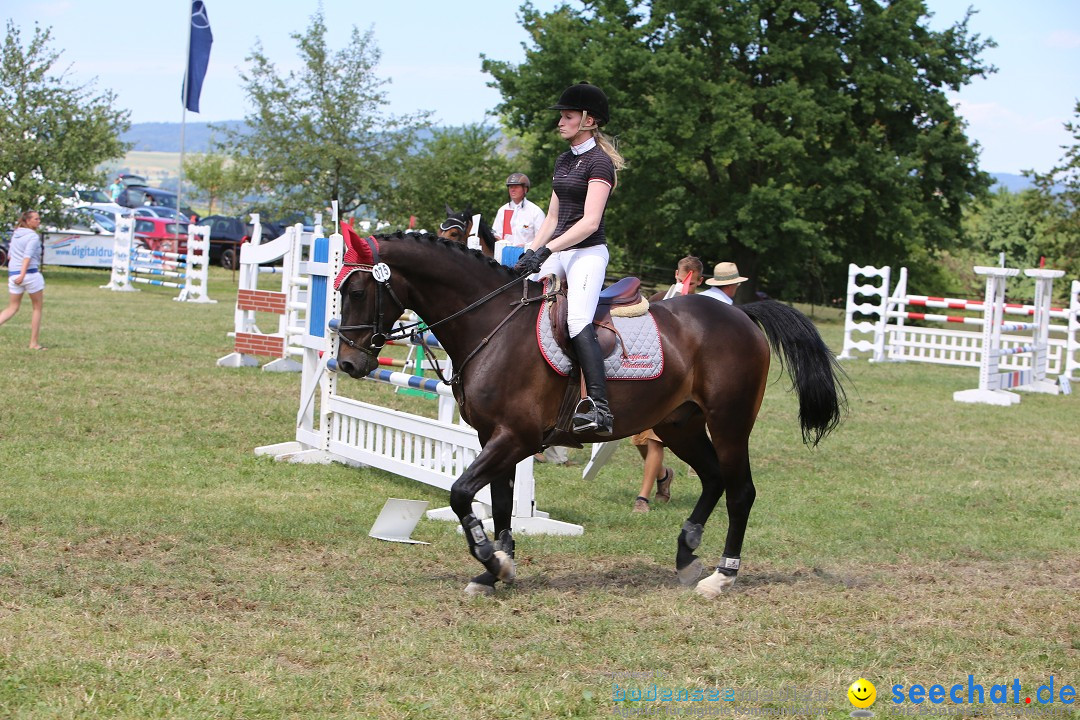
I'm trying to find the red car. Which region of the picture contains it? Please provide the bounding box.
[133,217,191,254]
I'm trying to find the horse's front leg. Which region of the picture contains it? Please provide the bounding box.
[450,441,524,597]
[463,473,516,596]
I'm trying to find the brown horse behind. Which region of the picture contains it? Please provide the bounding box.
[436,205,498,258]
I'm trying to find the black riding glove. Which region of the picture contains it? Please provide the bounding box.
[512,249,534,274]
[514,246,551,276]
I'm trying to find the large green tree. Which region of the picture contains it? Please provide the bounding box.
[219,11,431,218]
[183,152,258,215]
[375,124,517,231]
[483,0,994,301]
[0,21,130,226]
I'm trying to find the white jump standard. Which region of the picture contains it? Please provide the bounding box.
[953,267,1064,406]
[217,216,316,372]
[101,214,215,303]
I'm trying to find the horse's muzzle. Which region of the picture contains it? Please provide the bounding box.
[335,350,378,379]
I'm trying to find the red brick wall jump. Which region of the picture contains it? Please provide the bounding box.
[235,332,286,358]
[237,289,287,314]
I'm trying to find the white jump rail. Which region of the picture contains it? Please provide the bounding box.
[839,263,1079,381]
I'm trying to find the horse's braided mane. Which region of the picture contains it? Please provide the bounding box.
[372,231,518,278]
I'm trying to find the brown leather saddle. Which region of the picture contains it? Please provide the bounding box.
[548,276,643,358]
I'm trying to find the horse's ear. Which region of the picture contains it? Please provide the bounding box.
[444,204,454,216]
[340,222,374,266]
[341,222,361,253]
[463,204,474,216]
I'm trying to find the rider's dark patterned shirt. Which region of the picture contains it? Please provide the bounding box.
[552,145,615,249]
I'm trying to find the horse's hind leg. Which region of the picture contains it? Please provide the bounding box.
[656,416,724,587]
[658,408,756,597]
[463,473,516,596]
[695,449,755,599]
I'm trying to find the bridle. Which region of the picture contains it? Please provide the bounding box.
[334,235,410,360]
[333,234,553,387]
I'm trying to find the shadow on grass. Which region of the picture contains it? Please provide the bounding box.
[424,558,876,597]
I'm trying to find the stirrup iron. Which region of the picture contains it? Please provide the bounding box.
[571,396,613,436]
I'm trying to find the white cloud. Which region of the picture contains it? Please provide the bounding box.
[1047,30,1080,49]
[951,99,1071,173]
[24,1,73,18]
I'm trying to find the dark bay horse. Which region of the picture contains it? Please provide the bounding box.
[333,230,846,598]
[437,205,497,257]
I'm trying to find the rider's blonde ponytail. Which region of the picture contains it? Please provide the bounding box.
[593,130,625,173]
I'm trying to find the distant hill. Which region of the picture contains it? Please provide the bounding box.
[122,121,442,153]
[122,121,249,153]
[989,173,1035,193]
[120,124,1048,195]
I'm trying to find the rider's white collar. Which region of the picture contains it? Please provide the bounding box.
[571,137,596,155]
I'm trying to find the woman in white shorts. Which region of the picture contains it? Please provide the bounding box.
[1,210,47,350]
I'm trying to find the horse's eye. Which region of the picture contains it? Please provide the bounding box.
[349,288,365,301]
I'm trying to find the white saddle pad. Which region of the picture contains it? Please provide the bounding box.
[536,296,664,380]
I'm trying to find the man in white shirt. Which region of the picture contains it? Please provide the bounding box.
[492,173,546,247]
[701,261,748,305]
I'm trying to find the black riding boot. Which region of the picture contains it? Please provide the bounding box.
[570,325,614,436]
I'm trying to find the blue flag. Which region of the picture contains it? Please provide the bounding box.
[182,1,213,112]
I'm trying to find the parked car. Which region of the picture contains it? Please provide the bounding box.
[117,173,149,187]
[117,186,199,222]
[200,214,261,269]
[133,205,188,221]
[60,187,125,215]
[133,216,191,254]
[66,207,117,234]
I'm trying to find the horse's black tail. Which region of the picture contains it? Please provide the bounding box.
[739,300,848,447]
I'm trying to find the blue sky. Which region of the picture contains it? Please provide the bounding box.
[6,0,1078,174]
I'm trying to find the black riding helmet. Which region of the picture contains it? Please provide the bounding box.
[549,82,609,126]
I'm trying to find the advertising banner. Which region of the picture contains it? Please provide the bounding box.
[43,231,116,268]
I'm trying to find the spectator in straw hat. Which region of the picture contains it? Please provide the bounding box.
[701,261,748,305]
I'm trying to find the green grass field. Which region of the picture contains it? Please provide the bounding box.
[1,266,1077,719]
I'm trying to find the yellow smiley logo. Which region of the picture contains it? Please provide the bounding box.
[848,678,876,709]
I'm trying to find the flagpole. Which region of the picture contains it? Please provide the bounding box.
[175,0,192,250]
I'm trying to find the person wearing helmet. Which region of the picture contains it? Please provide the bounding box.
[492,173,546,247]
[513,81,626,437]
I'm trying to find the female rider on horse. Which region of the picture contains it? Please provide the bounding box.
[514,82,625,437]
